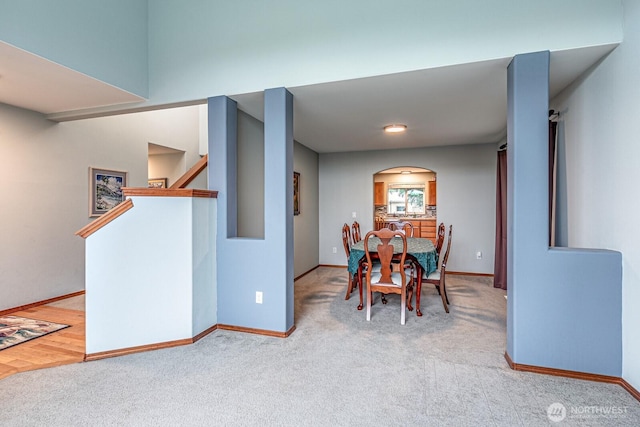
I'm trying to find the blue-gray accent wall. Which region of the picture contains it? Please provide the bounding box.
[507,52,622,376]
[208,89,294,332]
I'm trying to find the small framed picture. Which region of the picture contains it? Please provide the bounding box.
[293,171,300,216]
[89,167,128,217]
[148,178,168,189]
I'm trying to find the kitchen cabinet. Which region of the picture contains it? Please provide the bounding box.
[374,182,385,206]
[375,218,438,244]
[428,181,437,206]
[421,219,437,243]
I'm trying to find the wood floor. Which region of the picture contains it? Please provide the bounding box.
[0,305,85,380]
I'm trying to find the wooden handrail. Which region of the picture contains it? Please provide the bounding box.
[76,156,213,239]
[122,188,217,198]
[75,199,134,239]
[170,154,208,189]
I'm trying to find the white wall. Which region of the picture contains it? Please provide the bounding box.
[148,152,185,188]
[85,195,216,354]
[319,144,496,274]
[551,0,640,392]
[0,104,201,311]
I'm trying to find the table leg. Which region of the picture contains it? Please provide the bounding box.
[406,262,414,312]
[416,267,423,317]
[357,260,364,310]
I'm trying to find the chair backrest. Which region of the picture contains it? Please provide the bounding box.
[401,222,415,237]
[351,221,361,244]
[386,221,399,231]
[342,223,352,258]
[440,225,453,271]
[364,228,407,285]
[388,221,414,237]
[435,222,446,255]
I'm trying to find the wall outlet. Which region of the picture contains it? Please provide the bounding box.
[476,251,482,259]
[332,247,337,253]
[256,291,263,304]
[352,211,357,218]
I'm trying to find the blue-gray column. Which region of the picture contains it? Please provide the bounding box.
[208,89,294,333]
[507,52,622,375]
[264,88,295,328]
[208,96,238,238]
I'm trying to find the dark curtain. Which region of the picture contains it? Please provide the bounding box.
[549,120,558,246]
[493,149,507,290]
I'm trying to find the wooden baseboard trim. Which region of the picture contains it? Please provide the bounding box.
[84,322,295,362]
[621,378,640,402]
[295,265,320,281]
[217,324,296,338]
[86,338,194,361]
[193,324,218,343]
[505,352,640,403]
[318,264,347,269]
[192,325,218,342]
[0,290,85,316]
[86,325,218,362]
[447,271,494,277]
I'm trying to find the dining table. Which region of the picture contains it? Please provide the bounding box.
[348,236,438,316]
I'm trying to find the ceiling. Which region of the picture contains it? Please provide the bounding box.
[0,42,617,154]
[0,42,144,113]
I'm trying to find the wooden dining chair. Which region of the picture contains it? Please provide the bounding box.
[423,225,452,313]
[363,228,413,324]
[401,222,415,237]
[435,222,446,257]
[351,221,361,244]
[342,223,358,300]
[388,221,415,237]
[386,221,399,231]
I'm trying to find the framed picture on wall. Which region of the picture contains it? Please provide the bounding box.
[148,178,168,188]
[293,171,300,216]
[89,167,128,217]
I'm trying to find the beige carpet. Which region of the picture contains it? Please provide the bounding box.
[0,267,637,426]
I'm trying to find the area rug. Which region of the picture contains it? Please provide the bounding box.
[0,316,69,351]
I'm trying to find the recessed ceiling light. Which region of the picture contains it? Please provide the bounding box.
[384,124,407,133]
[401,171,411,175]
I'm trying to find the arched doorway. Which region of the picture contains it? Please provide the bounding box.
[373,166,437,243]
